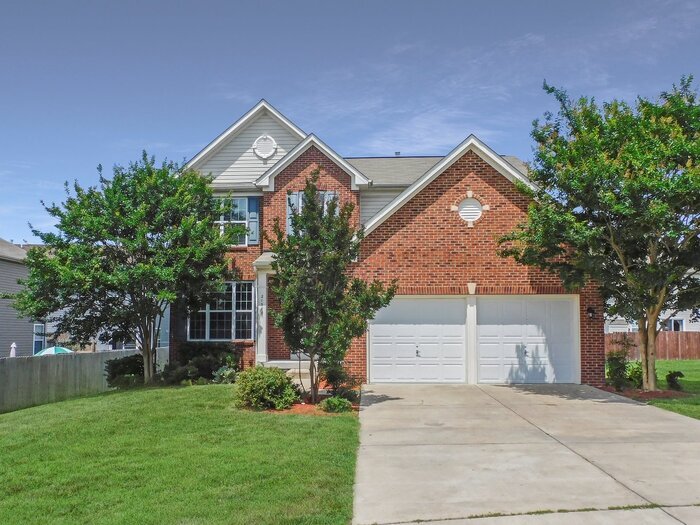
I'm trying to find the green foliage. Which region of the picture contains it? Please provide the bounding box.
[666,370,685,391]
[105,354,144,389]
[173,341,238,366]
[11,152,240,383]
[212,364,237,384]
[606,349,629,391]
[626,361,645,389]
[627,361,659,389]
[212,355,239,384]
[500,78,700,390]
[266,171,396,402]
[320,361,360,402]
[319,396,353,413]
[233,366,300,410]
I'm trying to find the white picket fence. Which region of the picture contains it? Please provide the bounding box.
[0,347,169,413]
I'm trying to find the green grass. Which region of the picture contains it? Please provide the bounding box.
[649,359,700,419]
[0,386,359,525]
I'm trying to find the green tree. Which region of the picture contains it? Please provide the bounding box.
[267,171,396,403]
[500,78,700,390]
[12,152,238,382]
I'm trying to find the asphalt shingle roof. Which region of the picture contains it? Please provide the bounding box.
[345,154,528,187]
[0,238,27,263]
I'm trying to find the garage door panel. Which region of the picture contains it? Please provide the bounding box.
[370,298,466,383]
[477,296,578,384]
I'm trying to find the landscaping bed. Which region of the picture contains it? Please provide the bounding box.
[605,359,700,420]
[0,385,359,525]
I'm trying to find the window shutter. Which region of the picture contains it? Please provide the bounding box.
[286,192,298,235]
[247,197,260,245]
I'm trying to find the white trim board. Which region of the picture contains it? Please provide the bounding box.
[255,134,372,191]
[186,100,306,169]
[363,134,536,236]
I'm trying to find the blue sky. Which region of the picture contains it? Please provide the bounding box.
[1,0,698,242]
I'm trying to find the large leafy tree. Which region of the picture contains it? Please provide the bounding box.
[13,152,237,382]
[500,78,700,390]
[267,172,396,403]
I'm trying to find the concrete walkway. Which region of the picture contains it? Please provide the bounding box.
[353,384,700,525]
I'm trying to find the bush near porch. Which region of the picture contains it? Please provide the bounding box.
[0,385,359,525]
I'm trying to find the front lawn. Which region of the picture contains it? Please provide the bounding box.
[649,359,700,420]
[0,386,359,525]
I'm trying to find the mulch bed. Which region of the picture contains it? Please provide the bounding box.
[600,385,689,401]
[267,402,360,416]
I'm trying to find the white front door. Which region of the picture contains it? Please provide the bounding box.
[369,298,466,383]
[477,296,579,384]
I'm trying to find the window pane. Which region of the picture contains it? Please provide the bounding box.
[235,312,252,340]
[209,312,233,340]
[217,198,232,222]
[231,197,247,222]
[189,311,207,340]
[235,282,253,311]
[224,223,246,246]
[211,283,233,311]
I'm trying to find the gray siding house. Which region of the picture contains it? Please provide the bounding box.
[0,238,40,357]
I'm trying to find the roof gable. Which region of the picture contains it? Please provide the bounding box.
[363,135,534,235]
[255,134,372,191]
[0,238,27,263]
[186,100,306,185]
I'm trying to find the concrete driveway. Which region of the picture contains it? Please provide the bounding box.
[353,384,700,525]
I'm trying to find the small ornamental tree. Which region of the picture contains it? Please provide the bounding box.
[499,78,700,390]
[267,171,396,403]
[12,152,239,383]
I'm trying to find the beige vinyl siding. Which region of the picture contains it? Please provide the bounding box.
[197,113,302,187]
[360,187,404,224]
[0,259,33,357]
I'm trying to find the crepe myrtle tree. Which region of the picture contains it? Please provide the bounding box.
[267,171,396,403]
[499,77,700,390]
[11,152,240,383]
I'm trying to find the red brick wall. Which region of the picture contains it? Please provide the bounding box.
[263,146,361,361]
[348,150,604,385]
[173,147,605,385]
[261,145,361,250]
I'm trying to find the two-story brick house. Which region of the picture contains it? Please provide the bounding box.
[169,100,605,386]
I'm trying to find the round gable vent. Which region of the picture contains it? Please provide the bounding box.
[253,134,277,159]
[458,198,483,222]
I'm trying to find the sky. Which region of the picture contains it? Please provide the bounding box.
[1,0,699,242]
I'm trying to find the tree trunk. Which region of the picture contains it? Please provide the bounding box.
[142,329,154,384]
[645,325,658,391]
[639,312,659,391]
[308,358,319,404]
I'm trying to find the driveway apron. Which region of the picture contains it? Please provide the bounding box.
[353,384,700,525]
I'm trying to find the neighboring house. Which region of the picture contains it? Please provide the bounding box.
[0,238,45,357]
[169,100,605,386]
[606,312,699,333]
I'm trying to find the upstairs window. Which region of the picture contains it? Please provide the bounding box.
[665,319,684,332]
[286,191,338,235]
[188,282,255,341]
[215,197,260,246]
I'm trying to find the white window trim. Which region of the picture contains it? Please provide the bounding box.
[187,281,256,342]
[215,197,249,247]
[33,323,46,355]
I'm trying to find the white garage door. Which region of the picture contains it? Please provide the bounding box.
[477,296,578,384]
[369,298,466,383]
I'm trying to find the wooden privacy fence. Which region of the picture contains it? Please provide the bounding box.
[605,332,700,360]
[0,348,169,413]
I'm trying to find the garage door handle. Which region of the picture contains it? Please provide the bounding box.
[415,347,421,357]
